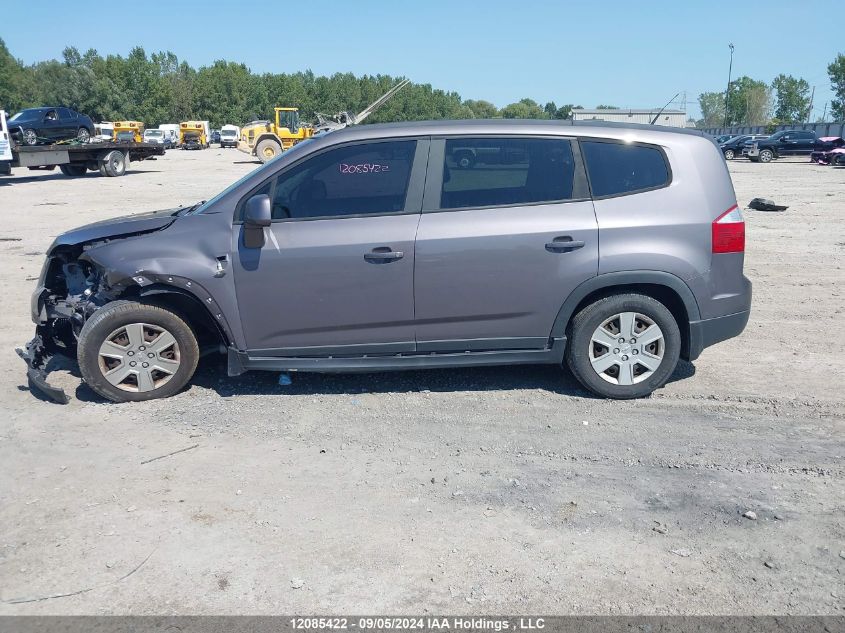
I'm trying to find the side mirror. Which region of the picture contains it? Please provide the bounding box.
[244,194,271,227]
[243,194,271,249]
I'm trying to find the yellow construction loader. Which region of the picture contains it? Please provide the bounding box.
[238,79,410,163]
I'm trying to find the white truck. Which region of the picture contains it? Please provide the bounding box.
[220,124,240,148]
[1,110,13,175]
[158,123,180,148]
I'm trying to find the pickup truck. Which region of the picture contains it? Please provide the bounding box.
[744,130,830,163]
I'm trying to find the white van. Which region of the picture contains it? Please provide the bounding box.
[158,124,180,148]
[220,124,240,148]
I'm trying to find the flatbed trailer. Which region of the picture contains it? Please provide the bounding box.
[6,140,165,177]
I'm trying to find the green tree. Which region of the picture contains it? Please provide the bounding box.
[697,91,725,128]
[500,98,547,119]
[726,76,771,126]
[829,53,845,121]
[771,74,811,123]
[596,104,619,109]
[463,99,498,118]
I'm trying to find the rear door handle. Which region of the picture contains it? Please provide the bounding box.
[364,247,404,263]
[545,237,585,253]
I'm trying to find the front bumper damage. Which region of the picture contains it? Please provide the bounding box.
[16,325,71,404]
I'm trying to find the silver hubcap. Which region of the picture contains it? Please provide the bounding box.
[97,323,180,393]
[588,312,664,385]
[24,130,36,144]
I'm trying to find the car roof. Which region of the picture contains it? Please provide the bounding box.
[320,119,711,146]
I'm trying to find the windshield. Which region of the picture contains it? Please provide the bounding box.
[195,138,316,214]
[769,131,787,140]
[221,130,237,137]
[145,130,163,137]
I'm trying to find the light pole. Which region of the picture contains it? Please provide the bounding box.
[723,43,734,129]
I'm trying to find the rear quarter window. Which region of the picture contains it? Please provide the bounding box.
[581,140,670,198]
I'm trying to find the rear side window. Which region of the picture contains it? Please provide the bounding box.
[263,140,416,220]
[440,137,575,210]
[581,140,669,198]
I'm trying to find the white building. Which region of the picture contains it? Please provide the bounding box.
[572,108,690,128]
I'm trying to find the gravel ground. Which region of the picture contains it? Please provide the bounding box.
[0,148,843,615]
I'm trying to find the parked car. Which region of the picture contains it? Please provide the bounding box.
[19,120,751,404]
[7,107,95,145]
[210,130,221,144]
[809,137,845,164]
[720,134,768,160]
[745,129,827,162]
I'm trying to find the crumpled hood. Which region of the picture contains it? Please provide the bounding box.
[49,208,180,252]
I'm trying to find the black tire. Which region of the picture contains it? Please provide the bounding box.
[723,149,735,160]
[77,127,91,143]
[101,150,126,176]
[256,139,280,163]
[59,163,87,177]
[77,301,199,403]
[566,293,681,399]
[758,149,774,163]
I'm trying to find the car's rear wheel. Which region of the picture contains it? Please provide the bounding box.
[723,149,735,160]
[76,127,91,143]
[22,129,38,145]
[758,149,774,163]
[566,293,681,399]
[78,301,199,402]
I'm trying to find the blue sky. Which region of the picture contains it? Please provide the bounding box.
[3,0,840,120]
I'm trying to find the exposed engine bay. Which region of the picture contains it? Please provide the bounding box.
[17,243,120,404]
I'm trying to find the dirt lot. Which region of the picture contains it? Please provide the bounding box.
[0,148,843,615]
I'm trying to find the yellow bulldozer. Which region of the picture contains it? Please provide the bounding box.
[238,79,410,163]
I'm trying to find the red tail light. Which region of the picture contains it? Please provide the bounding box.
[712,204,745,253]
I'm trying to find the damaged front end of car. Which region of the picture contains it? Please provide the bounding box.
[17,245,121,403]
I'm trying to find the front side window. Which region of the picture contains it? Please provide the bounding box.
[257,140,416,220]
[440,137,575,210]
[581,140,669,198]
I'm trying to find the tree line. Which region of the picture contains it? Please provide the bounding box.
[3,39,841,130]
[0,39,587,129]
[697,53,845,128]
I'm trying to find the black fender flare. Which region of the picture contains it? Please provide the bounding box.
[134,279,235,347]
[549,271,702,340]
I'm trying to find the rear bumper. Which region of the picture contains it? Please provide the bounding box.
[687,309,750,361]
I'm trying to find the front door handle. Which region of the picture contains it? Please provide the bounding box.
[545,237,585,253]
[364,247,404,263]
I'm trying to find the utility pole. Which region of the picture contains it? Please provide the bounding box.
[821,102,827,122]
[723,43,734,129]
[806,86,815,123]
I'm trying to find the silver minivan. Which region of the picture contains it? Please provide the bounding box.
[20,119,751,403]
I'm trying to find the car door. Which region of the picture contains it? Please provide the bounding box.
[57,108,76,138]
[232,138,428,355]
[413,136,598,351]
[797,131,816,154]
[39,109,61,140]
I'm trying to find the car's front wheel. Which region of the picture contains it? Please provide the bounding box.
[78,301,199,402]
[723,149,735,160]
[77,127,91,143]
[566,293,681,399]
[22,129,38,145]
[758,149,774,163]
